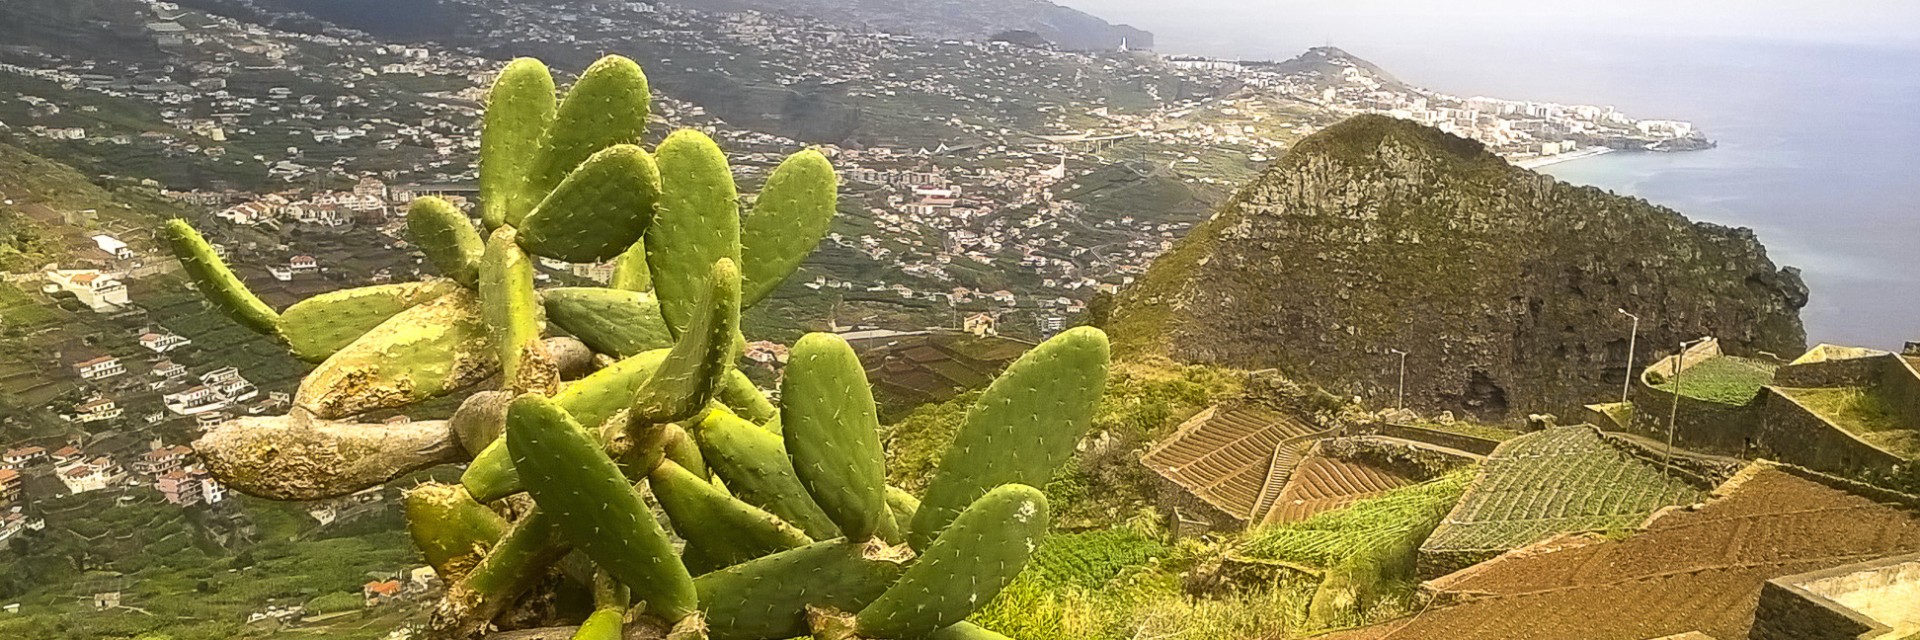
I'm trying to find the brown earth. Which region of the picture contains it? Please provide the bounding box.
[1326,465,1920,640]
[1261,455,1413,524]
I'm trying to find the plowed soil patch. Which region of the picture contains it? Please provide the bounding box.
[1327,467,1920,640]
[1262,456,1414,524]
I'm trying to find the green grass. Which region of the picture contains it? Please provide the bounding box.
[1776,386,1919,457]
[1652,356,1778,405]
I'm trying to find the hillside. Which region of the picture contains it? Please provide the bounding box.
[647,0,1151,51]
[1107,115,1808,419]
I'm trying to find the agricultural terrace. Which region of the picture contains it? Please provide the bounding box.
[1323,465,1920,640]
[1143,404,1329,520]
[1235,468,1474,572]
[1261,455,1417,525]
[1652,355,1778,405]
[1421,426,1707,565]
[1772,386,1920,458]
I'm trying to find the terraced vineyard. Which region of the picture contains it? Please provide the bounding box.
[1652,355,1778,405]
[1261,456,1417,524]
[1236,469,1474,571]
[1325,465,1920,640]
[1142,404,1328,519]
[1421,426,1706,570]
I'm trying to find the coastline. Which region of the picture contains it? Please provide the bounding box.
[1510,146,1614,170]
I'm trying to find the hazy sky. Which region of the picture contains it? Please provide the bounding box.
[1062,1,1920,58]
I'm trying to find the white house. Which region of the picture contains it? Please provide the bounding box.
[48,270,129,312]
[74,356,125,380]
[139,332,191,354]
[91,235,133,260]
[70,398,123,424]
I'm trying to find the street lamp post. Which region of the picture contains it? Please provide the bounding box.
[1664,336,1712,489]
[1389,349,1408,411]
[1618,309,1640,405]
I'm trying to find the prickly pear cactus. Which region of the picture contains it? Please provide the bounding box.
[163,54,1108,640]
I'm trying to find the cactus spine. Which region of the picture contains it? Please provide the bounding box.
[781,333,888,540]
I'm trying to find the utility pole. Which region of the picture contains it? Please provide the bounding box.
[1389,349,1409,411]
[1664,337,1712,489]
[1618,309,1640,405]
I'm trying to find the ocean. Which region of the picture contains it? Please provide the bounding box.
[1061,3,1920,349]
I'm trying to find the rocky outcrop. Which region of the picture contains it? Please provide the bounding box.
[1110,115,1806,419]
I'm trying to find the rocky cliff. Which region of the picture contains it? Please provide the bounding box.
[1109,115,1807,419]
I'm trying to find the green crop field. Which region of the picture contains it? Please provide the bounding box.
[1653,355,1778,405]
[1236,468,1474,571]
[1421,426,1707,557]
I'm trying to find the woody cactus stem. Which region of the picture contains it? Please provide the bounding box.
[194,415,462,501]
[482,226,555,393]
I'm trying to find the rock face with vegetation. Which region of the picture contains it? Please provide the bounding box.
[1110,115,1807,418]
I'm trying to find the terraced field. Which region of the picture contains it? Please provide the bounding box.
[1652,355,1779,405]
[1236,469,1474,572]
[1421,426,1706,568]
[1260,456,1416,525]
[1142,404,1328,520]
[1326,465,1920,640]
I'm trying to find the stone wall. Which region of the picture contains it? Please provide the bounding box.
[1756,387,1907,475]
[1364,422,1503,456]
[1624,382,1764,457]
[1750,581,1881,640]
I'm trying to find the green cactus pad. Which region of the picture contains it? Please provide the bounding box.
[650,460,811,573]
[857,484,1050,637]
[782,333,888,540]
[628,258,740,425]
[479,57,556,230]
[518,144,662,263]
[482,227,551,392]
[740,149,837,306]
[660,422,708,480]
[544,287,673,357]
[404,482,507,581]
[694,540,908,640]
[885,486,921,529]
[693,409,839,540]
[407,196,486,286]
[278,280,457,362]
[910,327,1109,549]
[573,571,630,640]
[506,394,697,622]
[610,240,652,292]
[294,289,497,419]
[163,219,279,336]
[646,129,741,335]
[525,55,651,207]
[462,348,670,503]
[718,369,778,424]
